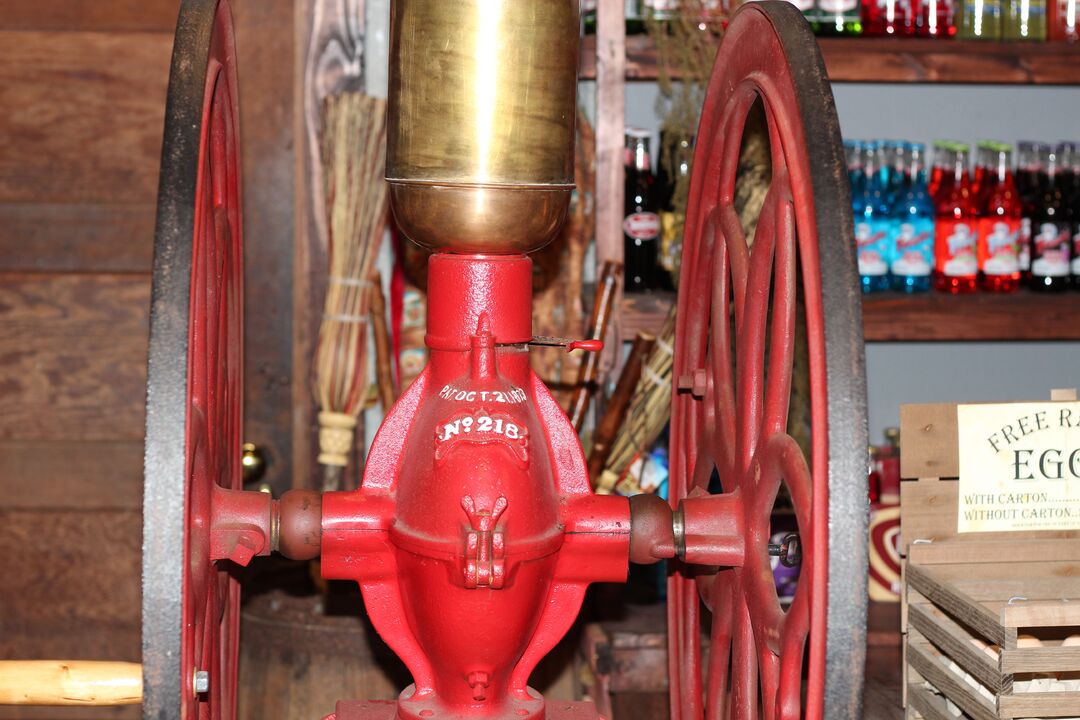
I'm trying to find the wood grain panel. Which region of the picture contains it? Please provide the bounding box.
[0,204,154,273]
[0,510,140,659]
[0,31,171,204]
[0,0,178,32]
[0,273,149,441]
[233,0,296,495]
[0,440,142,510]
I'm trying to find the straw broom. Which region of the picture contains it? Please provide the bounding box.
[596,306,676,495]
[313,92,389,491]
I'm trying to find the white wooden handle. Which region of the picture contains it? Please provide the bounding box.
[0,661,142,705]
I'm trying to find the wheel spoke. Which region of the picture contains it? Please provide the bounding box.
[762,170,796,440]
[708,207,737,487]
[734,180,780,478]
[728,589,758,720]
[705,575,734,718]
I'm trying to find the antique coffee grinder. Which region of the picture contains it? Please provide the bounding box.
[0,0,868,717]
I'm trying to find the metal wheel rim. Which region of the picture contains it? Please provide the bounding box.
[667,3,868,718]
[142,1,243,717]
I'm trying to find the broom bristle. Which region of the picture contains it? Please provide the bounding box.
[313,92,389,476]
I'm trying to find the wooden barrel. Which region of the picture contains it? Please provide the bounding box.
[238,589,410,719]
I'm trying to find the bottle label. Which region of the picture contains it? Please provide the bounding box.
[581,0,597,11]
[624,212,661,240]
[934,220,978,277]
[1031,221,1071,277]
[976,218,1020,276]
[1019,216,1032,272]
[855,220,892,277]
[645,0,679,11]
[891,218,934,278]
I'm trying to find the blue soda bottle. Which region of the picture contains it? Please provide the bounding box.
[891,143,934,292]
[854,142,893,293]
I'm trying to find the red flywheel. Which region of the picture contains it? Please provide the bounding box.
[143,1,243,718]
[668,3,868,719]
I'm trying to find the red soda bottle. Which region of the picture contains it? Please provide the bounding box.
[929,140,953,201]
[863,0,917,34]
[934,144,978,293]
[1050,0,1080,39]
[976,142,1021,293]
[971,141,995,212]
[916,0,958,35]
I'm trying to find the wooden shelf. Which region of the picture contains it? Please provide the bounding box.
[580,35,1080,84]
[621,288,1080,342]
[862,288,1080,340]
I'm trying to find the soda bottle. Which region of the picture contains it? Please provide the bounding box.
[1016,141,1050,281]
[1004,0,1048,37]
[883,140,910,203]
[815,0,864,34]
[863,0,917,34]
[854,142,893,293]
[934,144,978,293]
[845,139,865,194]
[976,142,1021,293]
[892,143,935,293]
[1058,142,1080,289]
[929,140,954,200]
[1031,145,1072,291]
[972,141,996,210]
[624,129,662,292]
[917,0,958,35]
[582,0,596,34]
[626,0,646,35]
[1050,0,1080,39]
[957,0,1003,37]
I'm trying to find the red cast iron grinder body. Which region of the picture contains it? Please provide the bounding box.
[321,253,632,720]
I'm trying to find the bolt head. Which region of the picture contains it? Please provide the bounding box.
[193,669,210,694]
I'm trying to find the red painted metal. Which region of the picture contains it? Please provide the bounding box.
[326,700,603,720]
[666,5,834,719]
[182,3,244,716]
[320,253,631,719]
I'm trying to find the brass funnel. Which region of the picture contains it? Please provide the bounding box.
[387,0,579,254]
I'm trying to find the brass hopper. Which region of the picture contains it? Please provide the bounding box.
[387,0,579,254]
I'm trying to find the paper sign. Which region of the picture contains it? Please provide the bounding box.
[957,402,1080,533]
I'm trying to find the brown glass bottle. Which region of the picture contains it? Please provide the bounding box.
[1031,145,1072,291]
[624,129,662,292]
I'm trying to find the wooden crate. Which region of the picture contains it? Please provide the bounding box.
[900,397,1080,719]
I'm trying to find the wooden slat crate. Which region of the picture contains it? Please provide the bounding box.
[900,395,1080,720]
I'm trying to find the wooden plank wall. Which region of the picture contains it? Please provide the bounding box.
[0,3,295,717]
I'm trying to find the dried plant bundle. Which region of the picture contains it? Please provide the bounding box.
[313,92,389,489]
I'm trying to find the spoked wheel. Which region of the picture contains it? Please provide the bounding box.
[667,3,868,719]
[142,1,243,718]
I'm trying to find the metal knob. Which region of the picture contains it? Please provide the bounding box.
[241,443,266,484]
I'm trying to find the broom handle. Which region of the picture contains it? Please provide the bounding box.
[587,332,655,486]
[0,661,142,705]
[567,261,620,432]
[369,272,396,411]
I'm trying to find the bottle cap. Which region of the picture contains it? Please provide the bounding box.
[625,127,651,140]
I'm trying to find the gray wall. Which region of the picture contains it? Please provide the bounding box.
[600,81,1080,444]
